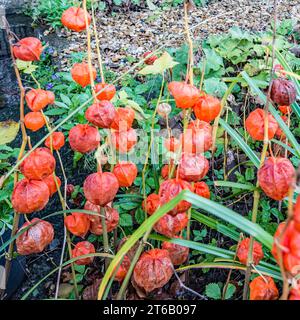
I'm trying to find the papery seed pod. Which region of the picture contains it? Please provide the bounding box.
[249,276,279,300]
[157,103,172,118]
[159,179,193,215]
[25,89,55,111]
[111,127,137,153]
[245,108,278,141]
[161,164,177,180]
[275,116,287,139]
[95,83,116,101]
[113,161,138,187]
[178,153,209,182]
[279,105,292,115]
[194,181,210,199]
[13,37,43,61]
[289,229,300,258]
[294,196,300,232]
[24,111,45,131]
[289,285,300,300]
[66,184,75,196]
[162,237,189,265]
[193,94,221,122]
[258,157,295,200]
[20,147,56,180]
[181,120,212,153]
[142,193,160,215]
[83,172,119,206]
[237,238,264,265]
[72,241,95,265]
[12,179,50,214]
[45,132,65,150]
[271,221,293,261]
[85,101,116,128]
[43,174,61,196]
[84,201,119,235]
[153,212,188,238]
[69,124,100,153]
[61,7,91,32]
[16,218,54,255]
[117,236,139,261]
[114,255,131,282]
[133,249,173,293]
[270,78,296,106]
[168,81,199,109]
[110,107,135,131]
[64,212,90,238]
[71,62,96,87]
[164,137,181,152]
[283,252,300,275]
[143,51,158,65]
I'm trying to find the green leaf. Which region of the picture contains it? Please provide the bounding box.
[205,283,221,299]
[224,283,236,299]
[139,51,178,75]
[203,78,227,98]
[44,108,67,116]
[60,93,72,106]
[135,207,145,224]
[119,213,133,227]
[0,121,20,145]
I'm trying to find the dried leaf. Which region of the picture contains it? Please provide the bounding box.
[139,52,178,75]
[82,278,102,300]
[58,283,73,299]
[0,120,20,145]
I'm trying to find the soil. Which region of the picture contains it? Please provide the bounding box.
[47,0,300,73]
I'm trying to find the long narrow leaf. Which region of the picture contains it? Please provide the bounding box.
[214,180,255,191]
[275,48,300,96]
[176,261,282,280]
[219,118,260,168]
[192,211,240,241]
[97,190,274,299]
[21,252,114,300]
[149,234,234,258]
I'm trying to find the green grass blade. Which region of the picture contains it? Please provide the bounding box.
[192,211,240,241]
[176,261,282,280]
[219,118,260,168]
[214,180,255,191]
[275,48,300,96]
[184,191,273,249]
[149,234,234,259]
[97,190,274,299]
[21,252,114,300]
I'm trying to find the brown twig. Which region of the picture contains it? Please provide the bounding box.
[0,18,28,298]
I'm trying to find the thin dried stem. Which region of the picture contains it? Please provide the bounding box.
[1,19,28,298]
[243,0,278,300]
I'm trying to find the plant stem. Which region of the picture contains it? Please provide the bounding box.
[116,228,152,300]
[83,0,96,100]
[1,20,28,298]
[243,0,278,299]
[40,111,79,299]
[91,0,105,83]
[101,207,110,272]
